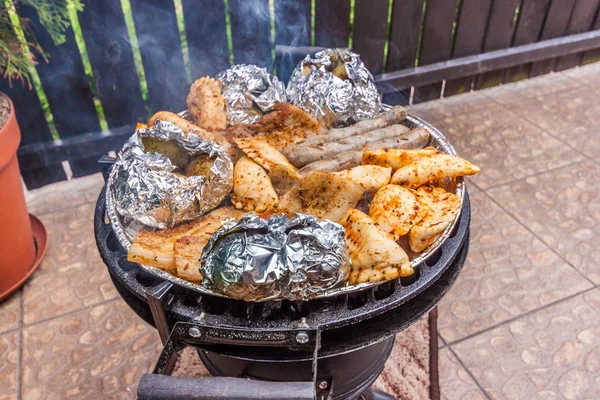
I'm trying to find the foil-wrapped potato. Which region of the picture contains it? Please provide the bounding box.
[142,137,190,169]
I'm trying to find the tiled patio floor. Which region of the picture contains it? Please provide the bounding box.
[2,62,600,399]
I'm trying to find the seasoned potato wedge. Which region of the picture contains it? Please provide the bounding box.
[232,157,278,212]
[391,154,480,188]
[369,184,426,240]
[340,209,413,284]
[409,186,461,253]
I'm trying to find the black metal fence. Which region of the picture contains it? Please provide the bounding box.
[3,0,600,189]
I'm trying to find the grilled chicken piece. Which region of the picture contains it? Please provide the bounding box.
[333,165,391,193]
[340,209,413,284]
[227,103,327,149]
[127,207,246,272]
[362,147,439,171]
[409,186,461,253]
[187,77,228,131]
[369,184,426,240]
[391,154,480,188]
[275,171,365,222]
[232,156,279,212]
[174,236,205,283]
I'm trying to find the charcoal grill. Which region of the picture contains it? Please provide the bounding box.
[94,170,471,399]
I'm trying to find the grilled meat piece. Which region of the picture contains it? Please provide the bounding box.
[391,154,480,188]
[232,156,279,213]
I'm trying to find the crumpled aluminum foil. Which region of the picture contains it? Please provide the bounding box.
[287,48,382,127]
[200,213,349,301]
[110,120,233,229]
[216,64,288,124]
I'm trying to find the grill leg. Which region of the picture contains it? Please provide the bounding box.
[359,388,395,400]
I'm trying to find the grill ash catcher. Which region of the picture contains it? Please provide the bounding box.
[95,158,471,400]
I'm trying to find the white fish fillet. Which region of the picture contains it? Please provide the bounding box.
[369,184,426,240]
[391,154,480,188]
[333,165,391,193]
[362,147,439,171]
[409,186,461,253]
[127,207,246,272]
[340,209,413,284]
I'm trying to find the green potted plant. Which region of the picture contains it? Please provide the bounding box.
[0,0,81,300]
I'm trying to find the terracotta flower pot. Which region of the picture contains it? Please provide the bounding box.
[0,94,38,299]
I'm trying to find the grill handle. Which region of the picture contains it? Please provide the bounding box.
[137,375,316,400]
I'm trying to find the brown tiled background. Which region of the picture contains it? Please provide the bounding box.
[2,63,600,399]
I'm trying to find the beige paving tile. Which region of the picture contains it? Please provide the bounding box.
[480,71,582,105]
[21,300,162,400]
[25,173,104,216]
[439,348,487,400]
[496,85,600,158]
[408,90,496,121]
[560,62,600,89]
[0,331,18,400]
[488,160,600,284]
[453,289,600,400]
[22,202,118,325]
[438,192,592,343]
[0,292,20,334]
[423,105,584,189]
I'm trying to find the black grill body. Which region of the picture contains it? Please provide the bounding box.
[94,185,471,399]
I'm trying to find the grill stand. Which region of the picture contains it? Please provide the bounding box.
[141,281,396,400]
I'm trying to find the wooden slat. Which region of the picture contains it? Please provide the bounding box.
[375,29,600,90]
[352,0,390,74]
[384,0,424,105]
[274,0,311,82]
[530,0,577,77]
[130,0,188,114]
[21,166,67,190]
[582,8,600,64]
[386,0,424,71]
[0,81,52,146]
[182,0,230,80]
[77,0,147,127]
[474,0,521,89]
[412,0,458,103]
[18,5,101,138]
[229,0,272,68]
[444,0,493,97]
[503,0,552,84]
[554,0,600,71]
[315,0,351,48]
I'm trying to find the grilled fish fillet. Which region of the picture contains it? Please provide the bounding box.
[391,154,480,188]
[409,186,461,253]
[127,207,246,272]
[369,184,426,240]
[340,209,413,284]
